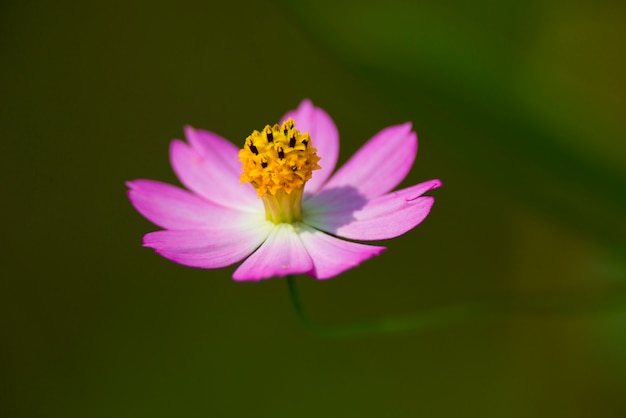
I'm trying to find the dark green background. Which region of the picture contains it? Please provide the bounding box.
[2,0,626,417]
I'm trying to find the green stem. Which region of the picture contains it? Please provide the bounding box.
[286,276,475,338]
[286,276,626,338]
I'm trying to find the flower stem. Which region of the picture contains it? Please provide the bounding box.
[286,276,626,338]
[286,276,475,338]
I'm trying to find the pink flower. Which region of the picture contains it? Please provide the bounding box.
[127,100,441,281]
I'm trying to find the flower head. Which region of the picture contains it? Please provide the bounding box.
[127,100,441,281]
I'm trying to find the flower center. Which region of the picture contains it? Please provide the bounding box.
[239,118,321,224]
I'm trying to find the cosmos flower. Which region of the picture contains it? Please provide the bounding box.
[127,99,441,281]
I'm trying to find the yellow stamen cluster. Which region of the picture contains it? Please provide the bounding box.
[239,118,321,197]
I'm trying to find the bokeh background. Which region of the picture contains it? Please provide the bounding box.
[2,0,626,417]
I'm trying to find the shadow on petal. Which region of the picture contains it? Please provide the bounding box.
[303,185,369,231]
[303,180,441,240]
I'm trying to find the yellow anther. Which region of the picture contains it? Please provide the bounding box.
[239,118,321,198]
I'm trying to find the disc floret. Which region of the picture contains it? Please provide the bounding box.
[239,118,321,223]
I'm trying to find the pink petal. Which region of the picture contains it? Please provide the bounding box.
[321,122,417,199]
[143,215,274,269]
[304,179,442,240]
[282,99,339,194]
[184,126,241,177]
[127,179,253,230]
[232,223,313,281]
[296,224,386,279]
[170,130,259,211]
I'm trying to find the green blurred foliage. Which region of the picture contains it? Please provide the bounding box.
[1,0,625,417]
[284,0,626,246]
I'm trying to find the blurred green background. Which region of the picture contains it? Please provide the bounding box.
[2,0,626,417]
